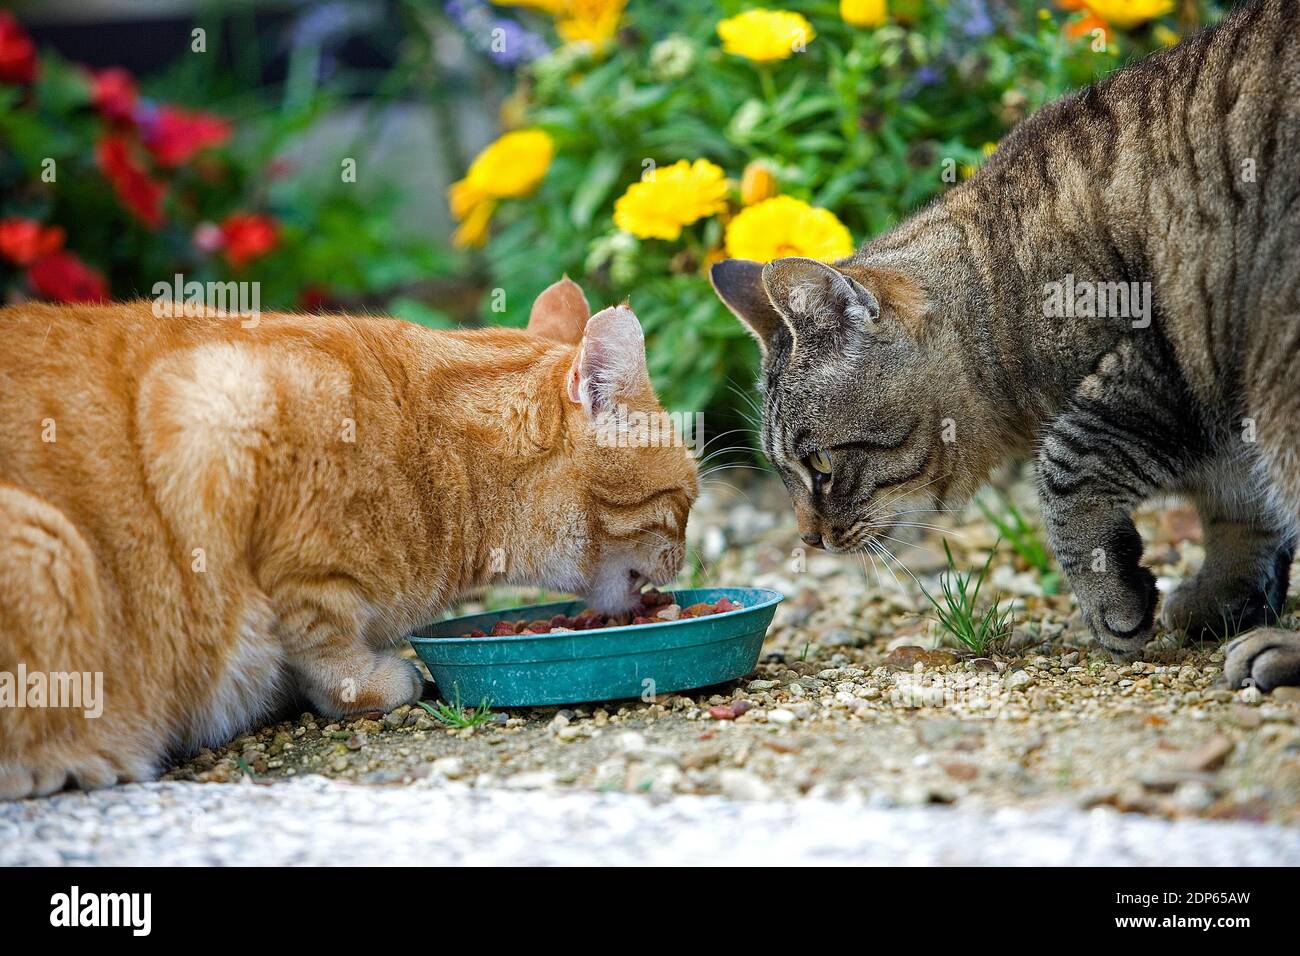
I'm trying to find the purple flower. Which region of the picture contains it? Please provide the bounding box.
[914,65,941,87]
[900,64,943,100]
[445,0,549,67]
[951,0,994,39]
[488,19,550,66]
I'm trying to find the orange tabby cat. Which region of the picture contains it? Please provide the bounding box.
[0,279,697,799]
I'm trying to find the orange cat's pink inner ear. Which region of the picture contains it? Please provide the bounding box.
[528,276,591,344]
[570,305,648,416]
[566,349,583,404]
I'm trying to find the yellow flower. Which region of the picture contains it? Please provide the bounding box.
[717,9,815,63]
[613,159,729,241]
[448,179,485,221]
[490,0,567,12]
[740,160,779,206]
[452,199,496,249]
[1152,23,1180,46]
[841,0,887,28]
[1082,0,1173,30]
[448,129,553,248]
[556,0,626,49]
[457,129,555,201]
[725,195,853,263]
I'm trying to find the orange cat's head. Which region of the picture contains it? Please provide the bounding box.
[525,278,699,613]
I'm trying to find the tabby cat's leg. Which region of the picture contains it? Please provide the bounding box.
[0,485,158,799]
[1161,476,1292,640]
[1035,344,1198,656]
[278,588,423,717]
[1221,379,1300,689]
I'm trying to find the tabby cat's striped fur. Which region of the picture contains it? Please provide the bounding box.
[712,0,1300,688]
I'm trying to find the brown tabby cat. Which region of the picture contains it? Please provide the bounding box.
[712,0,1300,688]
[0,279,696,798]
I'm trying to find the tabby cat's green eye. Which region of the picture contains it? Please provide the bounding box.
[808,450,832,475]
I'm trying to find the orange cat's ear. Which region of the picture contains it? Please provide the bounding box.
[528,276,590,345]
[567,304,648,417]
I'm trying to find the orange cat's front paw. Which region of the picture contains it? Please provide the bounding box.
[304,654,424,717]
[0,764,69,801]
[0,753,145,800]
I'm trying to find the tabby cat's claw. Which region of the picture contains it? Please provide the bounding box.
[1222,628,1300,692]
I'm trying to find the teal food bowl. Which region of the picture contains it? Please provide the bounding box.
[409,587,784,708]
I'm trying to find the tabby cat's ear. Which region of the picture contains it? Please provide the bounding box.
[529,275,590,345]
[710,258,787,354]
[761,257,880,343]
[567,304,648,417]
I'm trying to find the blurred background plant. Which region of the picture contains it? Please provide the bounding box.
[2,0,1224,430]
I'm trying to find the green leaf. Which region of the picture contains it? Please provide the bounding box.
[33,54,92,114]
[569,151,623,229]
[389,296,456,329]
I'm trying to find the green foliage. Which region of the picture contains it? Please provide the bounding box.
[0,36,452,310]
[919,539,1014,654]
[976,491,1060,593]
[471,0,1191,420]
[416,694,496,728]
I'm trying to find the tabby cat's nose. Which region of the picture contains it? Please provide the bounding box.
[801,531,824,549]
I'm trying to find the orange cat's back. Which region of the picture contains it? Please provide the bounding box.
[0,301,419,794]
[1,286,697,799]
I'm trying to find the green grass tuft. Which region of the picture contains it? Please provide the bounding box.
[976,492,1060,594]
[919,540,1015,655]
[416,692,495,729]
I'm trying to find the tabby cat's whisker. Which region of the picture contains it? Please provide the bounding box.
[698,463,772,482]
[866,538,908,594]
[869,537,923,593]
[883,521,967,537]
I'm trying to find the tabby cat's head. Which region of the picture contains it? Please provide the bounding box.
[527,279,698,612]
[711,256,946,554]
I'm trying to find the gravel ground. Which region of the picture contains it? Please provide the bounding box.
[11,474,1298,864]
[6,775,1299,866]
[160,476,1300,829]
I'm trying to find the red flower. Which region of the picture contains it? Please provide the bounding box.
[92,67,138,124]
[298,284,330,311]
[0,218,65,266]
[0,13,37,86]
[27,251,109,303]
[96,134,167,228]
[219,213,279,268]
[144,106,231,167]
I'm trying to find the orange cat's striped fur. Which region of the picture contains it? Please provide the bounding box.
[0,279,697,799]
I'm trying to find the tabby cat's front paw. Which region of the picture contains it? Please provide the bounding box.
[1222,629,1300,691]
[1074,564,1159,656]
[1162,573,1284,642]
